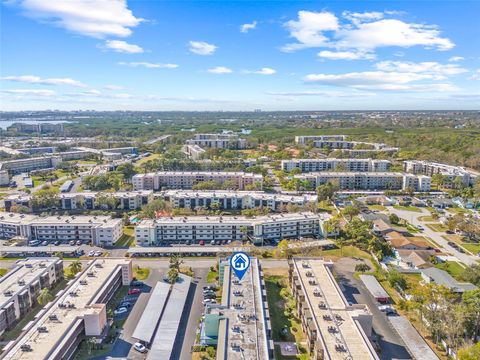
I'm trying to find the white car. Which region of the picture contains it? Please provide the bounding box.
[202,299,216,306]
[134,342,147,353]
[114,307,128,316]
[94,251,102,257]
[88,250,95,256]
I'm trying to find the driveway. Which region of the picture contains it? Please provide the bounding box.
[386,206,478,265]
[334,258,412,360]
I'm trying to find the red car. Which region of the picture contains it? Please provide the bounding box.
[199,240,205,246]
[128,288,141,295]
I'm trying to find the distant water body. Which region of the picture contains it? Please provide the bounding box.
[0,120,70,130]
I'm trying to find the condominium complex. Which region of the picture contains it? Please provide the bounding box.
[0,258,63,335]
[135,212,324,245]
[200,257,273,359]
[289,258,378,359]
[0,212,123,246]
[8,122,65,134]
[281,158,391,173]
[1,258,132,360]
[295,135,346,145]
[4,191,154,212]
[0,156,62,174]
[403,160,478,186]
[294,172,431,191]
[132,171,263,191]
[0,170,9,186]
[186,133,247,149]
[182,144,206,160]
[162,190,317,211]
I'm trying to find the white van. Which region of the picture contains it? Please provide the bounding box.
[28,240,40,247]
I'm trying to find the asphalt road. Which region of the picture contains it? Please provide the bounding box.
[333,258,412,360]
[386,206,478,265]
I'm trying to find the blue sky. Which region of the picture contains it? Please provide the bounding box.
[1,0,479,111]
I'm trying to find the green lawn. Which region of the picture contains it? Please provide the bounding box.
[447,207,472,215]
[461,242,480,254]
[322,245,371,260]
[368,204,387,211]
[0,268,8,277]
[419,215,435,222]
[393,205,423,212]
[435,261,465,280]
[425,223,448,232]
[206,269,218,283]
[114,226,135,247]
[265,275,306,359]
[135,153,161,165]
[133,266,150,280]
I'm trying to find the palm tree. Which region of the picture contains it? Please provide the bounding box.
[69,261,82,275]
[167,268,179,284]
[169,254,183,271]
[239,226,248,244]
[38,288,53,305]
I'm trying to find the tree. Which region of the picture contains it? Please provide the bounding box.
[342,205,360,221]
[389,213,400,224]
[458,342,480,360]
[167,267,179,284]
[316,182,339,201]
[323,218,340,240]
[387,269,407,290]
[69,261,82,276]
[239,226,248,244]
[460,264,480,286]
[37,288,53,305]
[355,263,371,272]
[169,254,183,271]
[462,289,480,341]
[277,239,293,258]
[140,199,170,218]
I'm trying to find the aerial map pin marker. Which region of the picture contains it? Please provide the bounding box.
[230,252,250,281]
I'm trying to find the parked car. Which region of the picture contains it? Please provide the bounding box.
[76,240,82,245]
[41,241,48,246]
[203,286,217,291]
[94,251,102,257]
[204,294,216,300]
[202,299,216,305]
[131,280,144,287]
[114,307,128,315]
[199,240,205,246]
[128,288,141,295]
[119,301,132,308]
[133,342,147,353]
[54,241,61,246]
[88,250,95,256]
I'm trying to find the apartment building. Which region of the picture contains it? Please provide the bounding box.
[8,122,65,134]
[135,212,323,245]
[182,144,206,160]
[162,190,317,212]
[281,158,391,173]
[0,170,9,186]
[289,258,378,360]
[206,257,273,359]
[17,147,56,155]
[1,259,132,360]
[295,135,346,145]
[132,171,263,191]
[0,212,123,246]
[0,156,62,174]
[402,174,432,192]
[403,160,478,186]
[294,172,431,191]
[0,258,63,335]
[342,148,399,156]
[4,191,153,212]
[186,133,247,149]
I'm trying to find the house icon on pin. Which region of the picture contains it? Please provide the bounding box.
[233,255,247,269]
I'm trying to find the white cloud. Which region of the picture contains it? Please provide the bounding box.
[342,11,384,24]
[2,89,56,96]
[469,69,480,80]
[449,56,465,62]
[244,67,276,75]
[118,62,178,68]
[103,40,143,53]
[2,75,86,87]
[12,0,143,38]
[304,70,459,92]
[282,10,454,55]
[268,90,374,97]
[188,41,217,55]
[336,19,454,51]
[104,84,124,90]
[375,61,467,77]
[282,11,339,52]
[318,50,375,60]
[240,21,257,33]
[207,66,233,74]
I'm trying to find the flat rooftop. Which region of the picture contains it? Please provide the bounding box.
[293,259,378,360]
[2,258,131,360]
[0,258,60,309]
[161,190,317,202]
[137,212,320,227]
[134,171,262,177]
[218,258,270,360]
